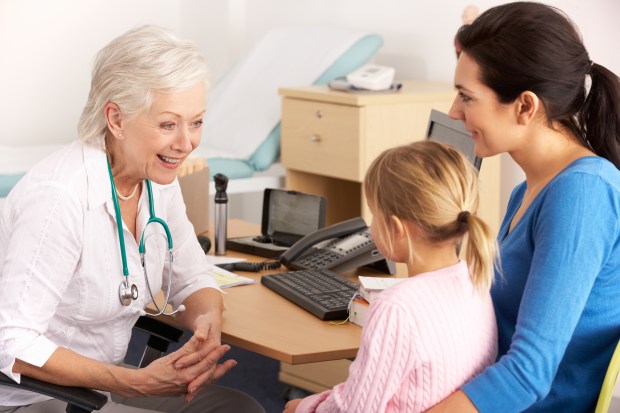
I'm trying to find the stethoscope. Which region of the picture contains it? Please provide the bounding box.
[106,159,185,317]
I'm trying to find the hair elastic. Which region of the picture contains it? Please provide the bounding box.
[457,211,471,224]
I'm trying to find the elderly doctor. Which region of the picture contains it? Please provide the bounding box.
[0,25,264,413]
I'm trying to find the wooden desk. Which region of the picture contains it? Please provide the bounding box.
[154,219,387,365]
[153,219,407,391]
[215,219,363,365]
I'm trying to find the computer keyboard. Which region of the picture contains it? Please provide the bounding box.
[261,268,358,320]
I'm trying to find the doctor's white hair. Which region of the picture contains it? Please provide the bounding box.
[77,25,209,146]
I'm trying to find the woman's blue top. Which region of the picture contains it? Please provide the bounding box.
[463,156,620,412]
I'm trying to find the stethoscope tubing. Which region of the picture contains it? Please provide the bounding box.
[106,158,181,316]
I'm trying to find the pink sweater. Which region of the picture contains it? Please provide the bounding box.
[296,261,497,413]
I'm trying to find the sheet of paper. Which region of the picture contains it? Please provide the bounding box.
[210,265,255,289]
[358,276,406,291]
[206,255,246,265]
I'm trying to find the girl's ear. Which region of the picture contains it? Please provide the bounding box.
[389,215,406,240]
[104,102,124,140]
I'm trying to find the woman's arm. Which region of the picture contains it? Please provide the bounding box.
[157,183,233,400]
[174,287,224,332]
[0,183,84,380]
[424,390,478,413]
[174,287,226,362]
[163,181,222,307]
[170,288,234,401]
[13,335,234,398]
[443,173,619,412]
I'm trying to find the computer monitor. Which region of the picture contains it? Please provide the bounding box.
[425,109,482,171]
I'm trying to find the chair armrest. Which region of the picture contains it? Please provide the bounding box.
[0,317,181,411]
[0,372,107,412]
[133,316,184,367]
[133,316,184,350]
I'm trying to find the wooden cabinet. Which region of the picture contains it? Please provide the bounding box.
[280,98,362,181]
[280,80,501,233]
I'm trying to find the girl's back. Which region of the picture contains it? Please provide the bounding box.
[344,261,496,412]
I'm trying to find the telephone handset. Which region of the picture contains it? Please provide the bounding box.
[279,217,396,275]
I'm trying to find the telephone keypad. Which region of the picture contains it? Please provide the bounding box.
[295,249,342,269]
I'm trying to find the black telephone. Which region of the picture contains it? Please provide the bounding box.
[279,217,396,275]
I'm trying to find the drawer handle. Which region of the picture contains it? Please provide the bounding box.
[308,134,322,142]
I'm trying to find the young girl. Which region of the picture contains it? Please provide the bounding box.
[283,140,499,413]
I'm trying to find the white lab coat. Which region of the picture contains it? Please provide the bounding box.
[0,141,220,405]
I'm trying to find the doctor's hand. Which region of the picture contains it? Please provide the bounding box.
[175,311,231,402]
[173,310,223,368]
[131,334,235,398]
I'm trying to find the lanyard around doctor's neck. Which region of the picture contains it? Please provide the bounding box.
[106,158,172,278]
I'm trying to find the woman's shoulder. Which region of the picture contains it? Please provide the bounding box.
[27,141,87,178]
[561,156,620,184]
[12,141,90,202]
[549,156,620,197]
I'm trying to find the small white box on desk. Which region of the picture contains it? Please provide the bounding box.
[349,297,370,327]
[350,277,408,328]
[358,276,406,304]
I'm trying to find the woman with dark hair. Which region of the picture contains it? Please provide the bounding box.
[427,2,620,412]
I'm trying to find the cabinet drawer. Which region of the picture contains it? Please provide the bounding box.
[281,98,362,181]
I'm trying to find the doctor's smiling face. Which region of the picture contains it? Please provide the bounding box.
[106,82,206,188]
[449,52,521,159]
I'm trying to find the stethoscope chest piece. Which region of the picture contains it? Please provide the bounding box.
[119,279,139,306]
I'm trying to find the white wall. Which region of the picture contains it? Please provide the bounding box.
[192,0,619,84]
[220,0,619,212]
[0,0,185,146]
[1,0,619,212]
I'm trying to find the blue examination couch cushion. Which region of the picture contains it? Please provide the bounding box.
[0,173,25,197]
